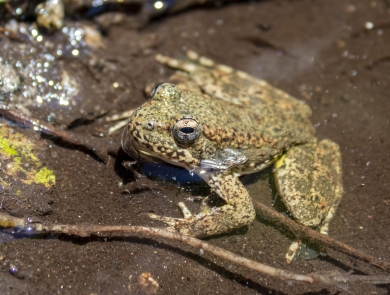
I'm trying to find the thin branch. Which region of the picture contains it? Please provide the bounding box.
[0,211,389,293]
[123,164,390,273]
[0,106,108,163]
[253,200,390,272]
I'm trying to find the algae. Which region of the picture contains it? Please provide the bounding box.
[0,123,56,188]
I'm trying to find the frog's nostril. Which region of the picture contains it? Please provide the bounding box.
[144,121,155,130]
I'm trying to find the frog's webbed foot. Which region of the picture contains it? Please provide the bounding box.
[106,109,135,134]
[274,139,343,263]
[156,51,234,75]
[148,172,256,238]
[148,202,206,236]
[149,201,193,221]
[149,195,217,234]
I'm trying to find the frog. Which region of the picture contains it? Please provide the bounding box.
[121,50,343,259]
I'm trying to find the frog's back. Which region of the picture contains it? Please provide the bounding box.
[183,61,316,148]
[153,51,316,168]
[194,79,315,152]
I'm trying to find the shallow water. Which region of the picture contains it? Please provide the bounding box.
[0,1,389,294]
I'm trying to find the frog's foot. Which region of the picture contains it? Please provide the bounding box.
[148,201,201,236]
[285,241,302,264]
[177,202,193,219]
[185,50,236,74]
[155,52,211,74]
[286,241,323,264]
[155,51,234,78]
[106,109,134,134]
[149,201,208,234]
[318,205,339,235]
[274,139,343,263]
[149,201,192,223]
[148,172,256,238]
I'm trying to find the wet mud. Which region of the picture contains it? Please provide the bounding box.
[0,0,389,294]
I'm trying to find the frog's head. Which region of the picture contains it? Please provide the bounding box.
[122,83,205,170]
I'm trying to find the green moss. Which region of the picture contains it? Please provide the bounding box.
[0,124,56,188]
[35,167,56,187]
[0,137,19,157]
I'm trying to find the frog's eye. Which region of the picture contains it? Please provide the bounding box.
[172,117,202,145]
[150,82,168,97]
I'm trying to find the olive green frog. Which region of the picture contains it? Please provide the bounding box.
[121,51,343,256]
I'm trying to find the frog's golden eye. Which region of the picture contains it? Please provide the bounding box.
[150,82,168,97]
[172,117,202,145]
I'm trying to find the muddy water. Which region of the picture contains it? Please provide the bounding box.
[0,0,389,294]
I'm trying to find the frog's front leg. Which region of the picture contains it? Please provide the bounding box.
[274,139,343,262]
[149,171,256,238]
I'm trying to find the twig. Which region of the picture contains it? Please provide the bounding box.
[122,167,390,272]
[253,200,390,272]
[0,106,108,163]
[122,166,390,272]
[366,55,390,69]
[0,211,389,292]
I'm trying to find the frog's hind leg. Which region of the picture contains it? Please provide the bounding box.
[157,51,256,106]
[167,72,203,93]
[185,50,236,74]
[274,139,343,263]
[156,53,203,74]
[156,51,244,103]
[156,53,218,93]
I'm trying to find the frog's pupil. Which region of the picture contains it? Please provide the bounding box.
[180,127,194,134]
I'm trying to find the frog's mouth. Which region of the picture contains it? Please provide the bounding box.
[121,125,196,170]
[121,125,153,162]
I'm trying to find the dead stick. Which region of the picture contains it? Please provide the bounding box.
[1,212,389,289]
[125,167,390,272]
[253,200,390,272]
[0,106,108,163]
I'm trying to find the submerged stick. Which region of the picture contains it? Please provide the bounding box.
[0,106,108,163]
[125,167,390,273]
[125,165,390,273]
[0,211,389,292]
[253,200,390,272]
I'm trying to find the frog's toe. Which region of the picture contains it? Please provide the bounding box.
[148,199,202,234]
[148,213,181,227]
[186,50,215,67]
[148,201,193,225]
[156,54,198,73]
[186,50,234,74]
[148,213,197,236]
[319,223,329,235]
[285,241,301,264]
[106,109,135,134]
[177,202,193,219]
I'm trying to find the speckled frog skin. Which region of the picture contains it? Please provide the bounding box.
[122,51,343,238]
